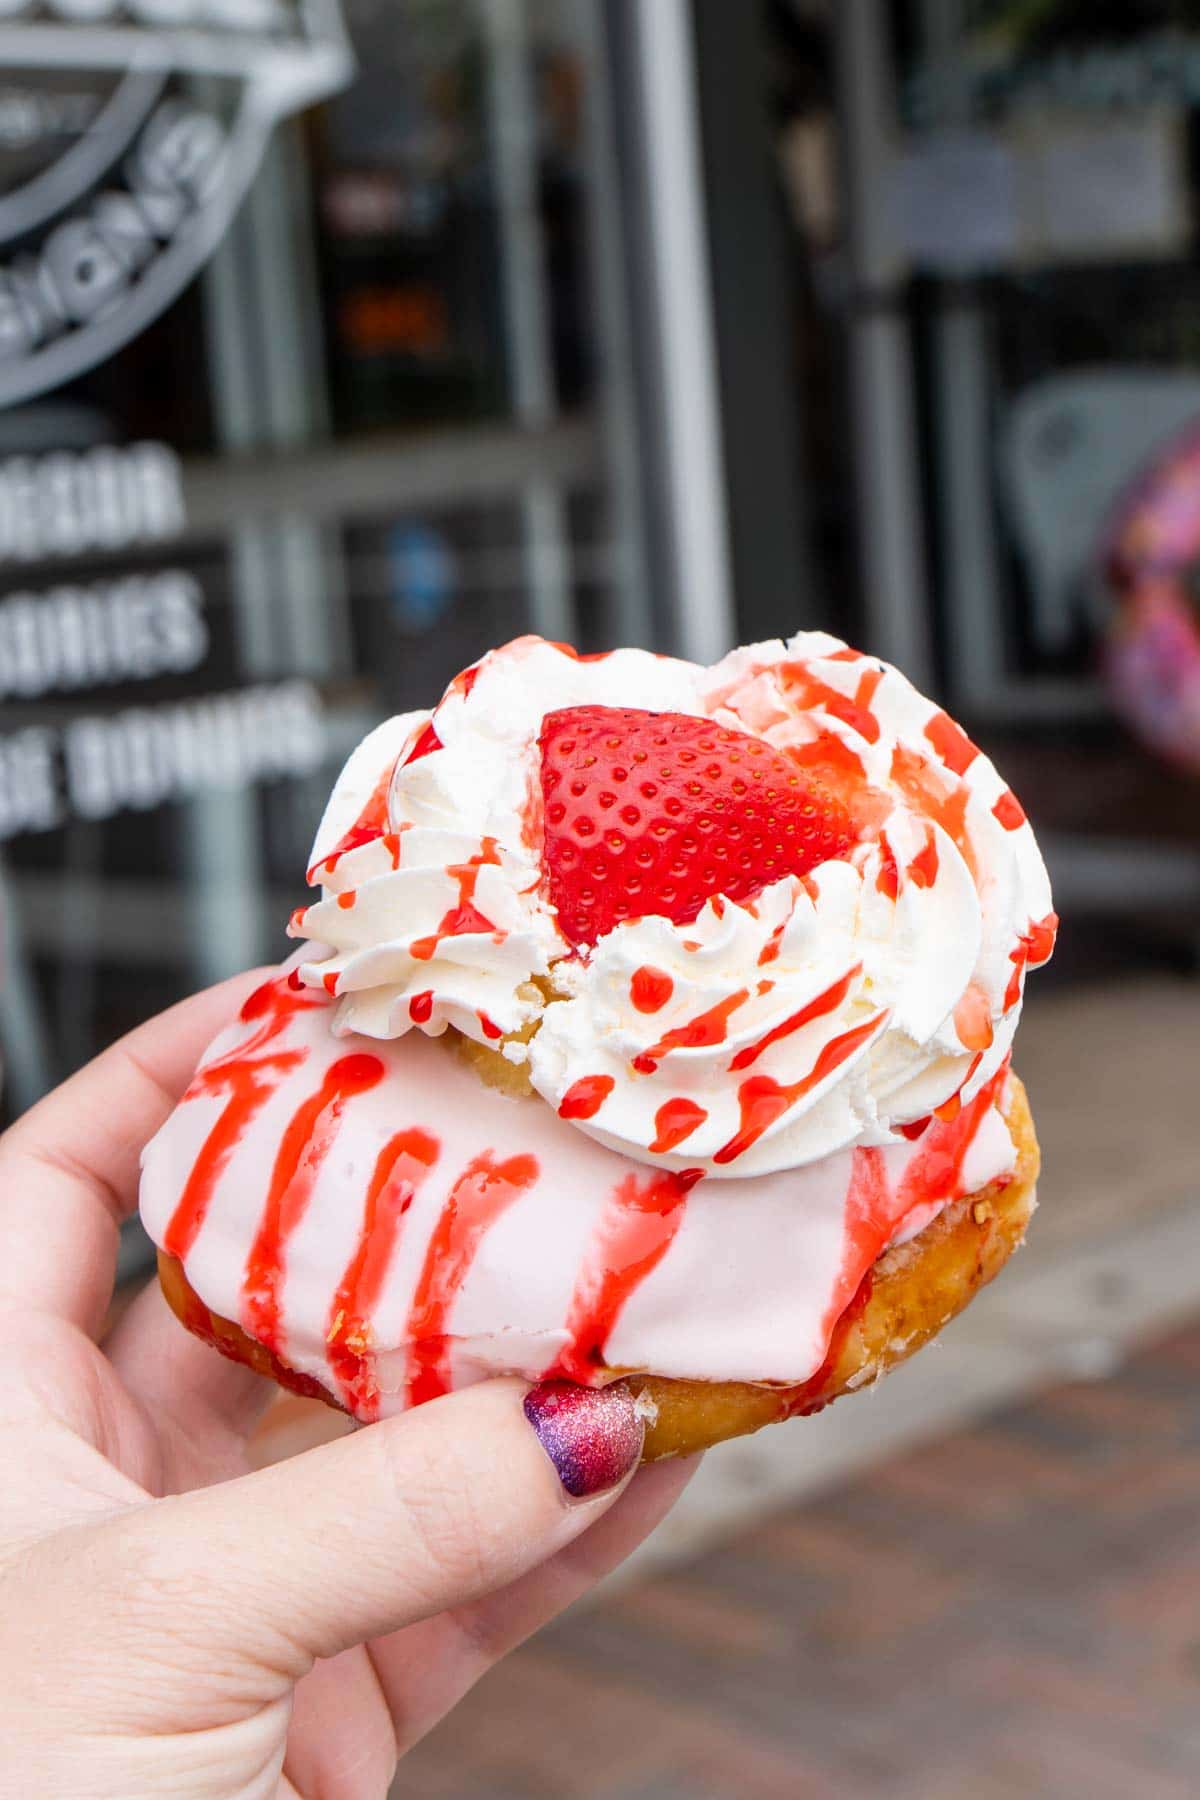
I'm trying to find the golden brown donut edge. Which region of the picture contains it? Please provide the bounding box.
[156,1077,1039,1463]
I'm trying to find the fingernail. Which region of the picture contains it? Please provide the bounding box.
[524,1379,644,1500]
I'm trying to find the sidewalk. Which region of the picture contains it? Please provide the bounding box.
[392,975,1200,1796]
[246,975,1200,1793]
[403,1318,1200,1798]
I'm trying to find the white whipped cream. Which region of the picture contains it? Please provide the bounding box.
[295,640,700,1045]
[290,634,1055,1179]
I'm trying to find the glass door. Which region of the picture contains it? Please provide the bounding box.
[0,2,662,1246]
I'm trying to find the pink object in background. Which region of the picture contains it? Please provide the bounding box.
[1105,581,1200,776]
[1102,426,1200,777]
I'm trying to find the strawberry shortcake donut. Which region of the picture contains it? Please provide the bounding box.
[142,634,1055,1460]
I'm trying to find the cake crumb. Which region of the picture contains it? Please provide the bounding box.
[633,1389,660,1427]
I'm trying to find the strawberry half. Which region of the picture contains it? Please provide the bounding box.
[538,705,858,948]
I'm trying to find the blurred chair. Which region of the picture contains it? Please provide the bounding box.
[998,367,1200,654]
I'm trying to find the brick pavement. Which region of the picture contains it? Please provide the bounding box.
[401,1321,1200,1799]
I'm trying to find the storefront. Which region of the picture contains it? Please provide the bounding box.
[883,0,1200,936]
[0,1,1197,1271]
[0,3,751,1164]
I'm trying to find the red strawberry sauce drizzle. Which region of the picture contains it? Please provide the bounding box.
[776,662,883,744]
[897,1115,932,1141]
[992,789,1027,830]
[306,712,442,883]
[630,965,674,1013]
[784,729,881,812]
[446,661,482,702]
[549,1168,701,1385]
[924,709,979,777]
[559,1074,615,1120]
[545,641,615,664]
[786,1268,876,1419]
[876,832,900,901]
[889,744,974,877]
[954,983,994,1053]
[907,826,940,889]
[789,1062,1011,1413]
[1004,912,1059,1011]
[650,1098,708,1153]
[714,1010,890,1166]
[718,669,981,906]
[633,988,751,1074]
[728,965,862,1073]
[818,1145,890,1348]
[405,1152,541,1406]
[163,976,326,1261]
[1025,913,1058,967]
[241,1052,386,1358]
[897,1064,1009,1212]
[405,719,444,764]
[409,837,503,962]
[758,917,792,965]
[327,1128,441,1417]
[307,758,397,882]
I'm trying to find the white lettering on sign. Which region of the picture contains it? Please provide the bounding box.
[0,1,285,30]
[0,726,62,836]
[906,31,1200,127]
[0,87,98,150]
[62,681,324,823]
[0,4,351,405]
[0,99,230,364]
[0,681,324,838]
[0,570,207,698]
[0,442,184,563]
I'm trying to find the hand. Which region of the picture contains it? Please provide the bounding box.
[0,975,695,1798]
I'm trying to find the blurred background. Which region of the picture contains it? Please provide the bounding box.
[0,1,1198,1793]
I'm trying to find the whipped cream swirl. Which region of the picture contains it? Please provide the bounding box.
[290,633,1055,1178]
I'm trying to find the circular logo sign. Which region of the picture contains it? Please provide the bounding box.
[0,0,353,405]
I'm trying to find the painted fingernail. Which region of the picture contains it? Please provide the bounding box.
[524,1379,644,1500]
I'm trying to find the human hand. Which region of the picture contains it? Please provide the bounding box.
[0,975,695,1798]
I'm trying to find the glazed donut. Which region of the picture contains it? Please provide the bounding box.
[157,1072,1037,1461]
[140,634,1056,1458]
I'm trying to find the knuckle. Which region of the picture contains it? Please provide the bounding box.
[99,1507,304,1684]
[373,1425,496,1609]
[97,1508,204,1633]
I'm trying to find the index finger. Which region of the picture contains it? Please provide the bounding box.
[0,970,266,1338]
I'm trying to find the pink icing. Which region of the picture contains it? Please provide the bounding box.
[141,972,1020,1418]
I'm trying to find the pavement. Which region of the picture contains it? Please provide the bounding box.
[240,974,1200,1796]
[394,976,1200,1796]
[402,1318,1200,1798]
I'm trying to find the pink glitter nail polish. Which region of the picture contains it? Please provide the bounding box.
[524,1379,643,1499]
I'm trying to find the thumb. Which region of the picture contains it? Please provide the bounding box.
[105,1378,646,1683]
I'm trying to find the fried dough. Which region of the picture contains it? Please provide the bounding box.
[158,1078,1037,1462]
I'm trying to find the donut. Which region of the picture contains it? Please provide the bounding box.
[157,1071,1037,1461]
[1102,424,1200,776]
[140,634,1056,1459]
